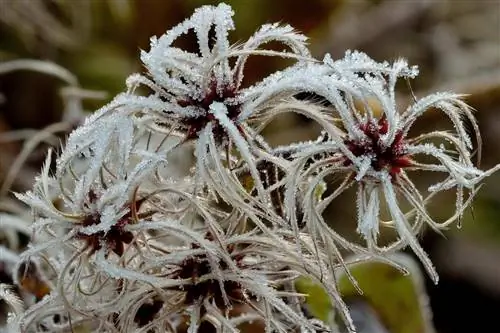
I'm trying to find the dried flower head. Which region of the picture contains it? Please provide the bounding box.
[265,51,500,282]
[123,3,314,208]
[2,4,499,333]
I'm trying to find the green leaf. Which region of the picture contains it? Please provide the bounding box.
[295,276,334,323]
[338,254,434,333]
[296,254,435,333]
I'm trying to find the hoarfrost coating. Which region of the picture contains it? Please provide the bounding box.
[3,3,499,333]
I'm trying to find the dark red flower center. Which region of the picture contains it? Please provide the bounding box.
[177,256,243,307]
[77,191,145,256]
[344,116,412,176]
[169,235,246,308]
[177,78,241,142]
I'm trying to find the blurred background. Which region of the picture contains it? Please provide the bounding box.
[0,1,499,332]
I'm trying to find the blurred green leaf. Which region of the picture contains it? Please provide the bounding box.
[338,255,434,333]
[295,276,334,323]
[296,254,435,333]
[67,42,133,96]
[454,196,500,244]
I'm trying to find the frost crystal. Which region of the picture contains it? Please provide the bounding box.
[3,3,499,333]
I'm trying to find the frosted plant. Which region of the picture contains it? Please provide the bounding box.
[258,51,500,283]
[125,3,311,210]
[0,283,24,333]
[5,62,342,333]
[0,60,106,322]
[2,3,499,333]
[0,59,106,198]
[11,148,344,332]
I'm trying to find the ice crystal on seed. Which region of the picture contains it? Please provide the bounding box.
[124,2,313,208]
[272,51,500,284]
[2,3,500,333]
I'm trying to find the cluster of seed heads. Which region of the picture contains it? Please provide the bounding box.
[0,3,499,333]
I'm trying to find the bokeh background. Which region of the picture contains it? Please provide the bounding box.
[1,1,499,332]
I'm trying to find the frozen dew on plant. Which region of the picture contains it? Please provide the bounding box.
[136,3,310,139]
[12,152,330,332]
[2,3,500,333]
[4,5,341,332]
[127,2,313,211]
[270,51,500,283]
[0,58,108,332]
